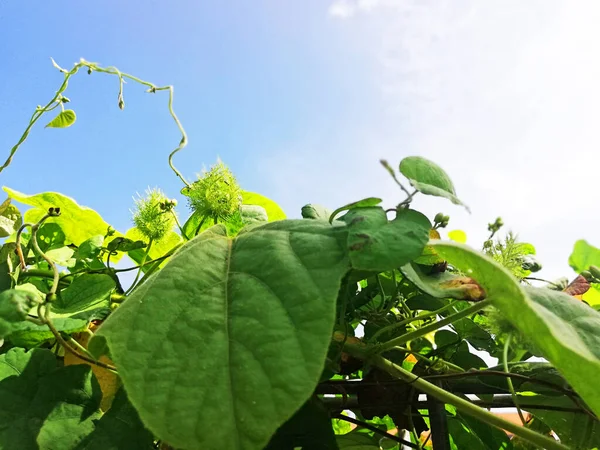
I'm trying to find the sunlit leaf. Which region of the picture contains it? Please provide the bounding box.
[399,156,469,211]
[3,188,112,247]
[45,109,76,128]
[432,240,600,419]
[94,220,350,449]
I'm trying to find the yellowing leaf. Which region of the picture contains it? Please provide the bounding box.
[448,229,467,244]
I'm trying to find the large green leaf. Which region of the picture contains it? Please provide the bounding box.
[93,220,350,450]
[3,188,111,246]
[432,240,600,418]
[522,396,600,449]
[241,191,286,221]
[75,387,154,450]
[52,274,115,315]
[0,348,102,449]
[264,398,339,450]
[343,207,431,272]
[399,156,468,211]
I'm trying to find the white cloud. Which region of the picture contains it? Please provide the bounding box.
[265,1,600,280]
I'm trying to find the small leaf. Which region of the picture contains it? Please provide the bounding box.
[569,239,600,273]
[329,197,382,223]
[448,229,467,244]
[94,220,350,450]
[240,204,268,224]
[45,109,76,128]
[302,204,333,220]
[401,263,486,302]
[563,275,590,297]
[399,156,469,211]
[241,191,286,221]
[0,289,39,338]
[106,236,146,253]
[344,207,431,272]
[0,203,22,238]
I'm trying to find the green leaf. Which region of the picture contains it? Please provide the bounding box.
[106,236,146,253]
[75,387,154,450]
[569,239,600,273]
[302,204,333,221]
[329,197,382,223]
[522,396,600,449]
[399,156,469,211]
[336,432,379,449]
[3,188,112,247]
[344,207,431,272]
[94,220,350,450]
[432,240,600,418]
[45,109,76,128]
[45,246,76,267]
[240,204,268,224]
[400,263,486,302]
[77,235,105,259]
[0,348,102,450]
[265,398,339,450]
[0,203,22,238]
[242,191,286,221]
[181,210,207,239]
[125,227,182,271]
[53,274,115,315]
[0,289,39,338]
[8,317,87,347]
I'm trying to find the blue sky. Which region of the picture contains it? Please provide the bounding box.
[2,1,600,279]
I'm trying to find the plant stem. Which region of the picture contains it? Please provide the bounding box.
[376,299,492,353]
[333,413,420,449]
[504,333,527,425]
[126,239,153,295]
[361,353,569,450]
[369,301,459,343]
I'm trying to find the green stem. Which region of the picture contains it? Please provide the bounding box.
[504,333,527,425]
[376,299,493,353]
[126,239,153,295]
[369,301,459,343]
[360,353,569,450]
[3,59,190,187]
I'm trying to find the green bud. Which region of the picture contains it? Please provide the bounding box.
[581,270,593,282]
[589,265,600,280]
[185,160,242,221]
[483,239,493,249]
[131,187,177,242]
[434,213,444,223]
[440,220,449,228]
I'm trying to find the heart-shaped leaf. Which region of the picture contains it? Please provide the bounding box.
[45,109,76,128]
[399,156,469,211]
[432,240,600,418]
[93,220,350,449]
[343,207,431,272]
